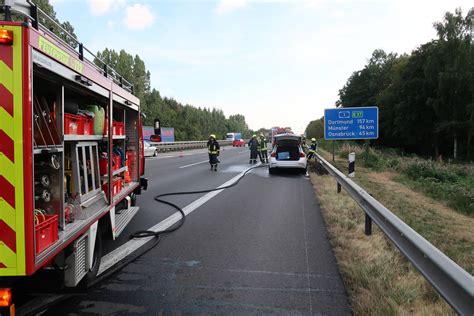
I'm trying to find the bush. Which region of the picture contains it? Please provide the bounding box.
[320,142,473,214]
[338,143,363,159]
[416,178,474,215]
[402,160,474,215]
[405,160,459,183]
[387,158,401,170]
[360,147,386,171]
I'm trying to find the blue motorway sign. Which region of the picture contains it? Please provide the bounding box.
[324,107,379,140]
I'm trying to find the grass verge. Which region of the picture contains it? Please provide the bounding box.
[319,142,474,215]
[309,149,473,315]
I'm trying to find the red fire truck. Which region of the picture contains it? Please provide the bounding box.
[0,1,147,311]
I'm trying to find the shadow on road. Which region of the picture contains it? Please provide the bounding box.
[268,168,307,177]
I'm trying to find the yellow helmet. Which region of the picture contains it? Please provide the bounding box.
[311,138,316,142]
[210,134,216,139]
[252,134,257,138]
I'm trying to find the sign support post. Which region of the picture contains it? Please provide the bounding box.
[332,141,335,161]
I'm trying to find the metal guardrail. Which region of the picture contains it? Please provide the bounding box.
[314,152,474,315]
[149,140,233,152]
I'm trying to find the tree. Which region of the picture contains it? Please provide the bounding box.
[34,0,78,47]
[430,8,473,159]
[305,118,324,140]
[330,8,474,159]
[337,49,399,108]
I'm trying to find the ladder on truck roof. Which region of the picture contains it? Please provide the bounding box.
[1,0,135,94]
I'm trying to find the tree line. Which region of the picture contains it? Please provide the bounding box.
[29,0,254,141]
[306,8,473,160]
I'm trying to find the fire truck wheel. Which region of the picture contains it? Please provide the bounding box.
[87,229,102,282]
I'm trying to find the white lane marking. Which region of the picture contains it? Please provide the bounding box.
[301,181,313,314]
[98,163,260,275]
[238,150,248,154]
[179,160,209,168]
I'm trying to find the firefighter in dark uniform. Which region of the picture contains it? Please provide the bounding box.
[207,134,220,171]
[248,134,259,164]
[259,134,268,163]
[306,138,318,160]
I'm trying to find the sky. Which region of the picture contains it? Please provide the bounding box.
[50,0,473,134]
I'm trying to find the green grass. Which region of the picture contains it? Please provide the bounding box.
[310,169,458,315]
[318,147,474,275]
[324,143,474,215]
[397,161,474,215]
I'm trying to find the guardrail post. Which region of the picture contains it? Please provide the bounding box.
[337,182,341,193]
[365,213,372,235]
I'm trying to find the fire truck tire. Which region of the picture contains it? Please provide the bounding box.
[87,229,102,282]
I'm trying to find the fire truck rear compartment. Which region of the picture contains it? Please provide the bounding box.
[32,66,140,281]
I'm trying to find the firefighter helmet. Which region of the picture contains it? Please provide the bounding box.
[210,134,216,139]
[311,138,316,142]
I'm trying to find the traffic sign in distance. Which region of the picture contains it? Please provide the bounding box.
[324,107,379,140]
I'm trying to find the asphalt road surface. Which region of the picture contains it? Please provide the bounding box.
[46,146,351,315]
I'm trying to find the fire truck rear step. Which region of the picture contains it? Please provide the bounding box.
[114,206,140,238]
[64,234,88,287]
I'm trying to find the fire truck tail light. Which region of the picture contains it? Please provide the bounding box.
[0,29,14,46]
[0,288,12,307]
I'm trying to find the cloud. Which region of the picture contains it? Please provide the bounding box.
[86,0,125,16]
[215,0,248,14]
[124,4,155,30]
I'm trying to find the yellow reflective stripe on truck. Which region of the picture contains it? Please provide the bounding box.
[0,25,26,276]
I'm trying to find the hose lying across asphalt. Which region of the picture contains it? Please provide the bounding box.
[18,164,269,315]
[91,163,268,289]
[129,163,268,241]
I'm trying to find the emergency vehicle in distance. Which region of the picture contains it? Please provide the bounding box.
[0,1,148,311]
[226,132,245,147]
[271,127,293,145]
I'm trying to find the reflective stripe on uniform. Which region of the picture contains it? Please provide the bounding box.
[208,143,218,154]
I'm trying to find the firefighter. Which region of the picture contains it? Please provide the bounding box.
[207,134,220,171]
[259,134,268,163]
[307,138,318,160]
[248,134,259,164]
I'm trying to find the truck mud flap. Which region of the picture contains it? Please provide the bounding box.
[135,177,148,195]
